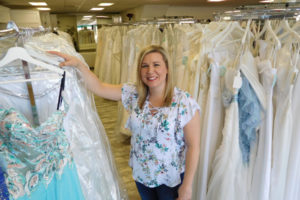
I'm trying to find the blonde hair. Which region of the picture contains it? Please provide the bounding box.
[136,45,174,109]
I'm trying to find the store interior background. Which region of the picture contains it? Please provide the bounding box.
[0,0,298,199]
[0,0,297,68]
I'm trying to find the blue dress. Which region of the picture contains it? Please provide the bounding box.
[0,102,85,200]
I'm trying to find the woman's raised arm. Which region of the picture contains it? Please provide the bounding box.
[49,51,122,101]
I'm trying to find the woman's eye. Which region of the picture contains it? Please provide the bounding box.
[154,63,160,67]
[141,64,148,68]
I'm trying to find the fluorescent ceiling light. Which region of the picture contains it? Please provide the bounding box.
[83,15,93,18]
[98,3,114,6]
[96,16,111,18]
[29,2,47,6]
[223,16,231,20]
[90,7,104,11]
[259,0,274,3]
[207,0,226,2]
[37,7,51,11]
[272,8,286,11]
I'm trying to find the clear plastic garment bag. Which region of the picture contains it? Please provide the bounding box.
[0,32,127,200]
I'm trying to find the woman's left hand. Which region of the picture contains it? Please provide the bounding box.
[177,184,192,200]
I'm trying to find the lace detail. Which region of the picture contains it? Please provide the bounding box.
[0,102,72,199]
[238,73,262,165]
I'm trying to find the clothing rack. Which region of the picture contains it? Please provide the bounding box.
[215,3,300,21]
[0,23,50,46]
[100,17,208,27]
[0,28,18,40]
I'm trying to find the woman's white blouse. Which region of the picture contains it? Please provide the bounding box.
[121,83,200,187]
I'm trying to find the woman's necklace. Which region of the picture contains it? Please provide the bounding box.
[148,101,160,115]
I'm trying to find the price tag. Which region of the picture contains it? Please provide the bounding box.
[233,73,242,89]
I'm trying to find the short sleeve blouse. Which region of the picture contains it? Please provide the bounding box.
[121,83,200,188]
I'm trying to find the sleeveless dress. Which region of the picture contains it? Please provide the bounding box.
[207,50,263,200]
[207,68,242,200]
[250,40,276,200]
[284,51,300,200]
[270,45,295,200]
[0,101,85,200]
[0,35,127,199]
[194,51,226,200]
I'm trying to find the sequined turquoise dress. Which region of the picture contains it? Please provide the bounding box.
[0,102,85,200]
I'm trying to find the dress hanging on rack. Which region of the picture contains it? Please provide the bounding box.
[250,39,276,200]
[270,45,296,200]
[0,30,127,200]
[0,71,85,200]
[206,68,242,200]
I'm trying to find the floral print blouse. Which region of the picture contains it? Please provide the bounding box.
[121,84,200,188]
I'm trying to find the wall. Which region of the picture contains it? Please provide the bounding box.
[56,15,78,50]
[121,6,143,22]
[122,4,235,21]
[0,5,10,24]
[50,14,58,28]
[40,11,51,28]
[10,9,41,27]
[97,18,113,25]
[166,6,235,20]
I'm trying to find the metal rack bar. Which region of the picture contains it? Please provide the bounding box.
[214,3,300,21]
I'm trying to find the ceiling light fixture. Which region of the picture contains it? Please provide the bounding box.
[272,8,286,11]
[83,15,93,18]
[90,7,104,11]
[259,0,274,3]
[37,7,51,11]
[96,16,111,18]
[98,3,114,6]
[207,0,226,2]
[223,16,231,20]
[29,2,47,6]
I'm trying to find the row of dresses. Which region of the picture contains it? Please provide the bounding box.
[78,28,95,44]
[94,19,300,200]
[0,31,127,199]
[204,20,300,200]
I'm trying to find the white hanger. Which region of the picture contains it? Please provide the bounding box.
[26,48,64,66]
[210,21,236,46]
[291,20,300,33]
[241,19,252,45]
[276,19,300,43]
[256,20,281,49]
[215,21,254,48]
[0,47,71,84]
[200,21,229,44]
[0,75,62,84]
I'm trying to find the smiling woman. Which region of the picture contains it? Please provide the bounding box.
[137,46,174,109]
[49,45,201,200]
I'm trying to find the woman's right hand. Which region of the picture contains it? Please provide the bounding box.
[48,51,122,101]
[48,51,85,69]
